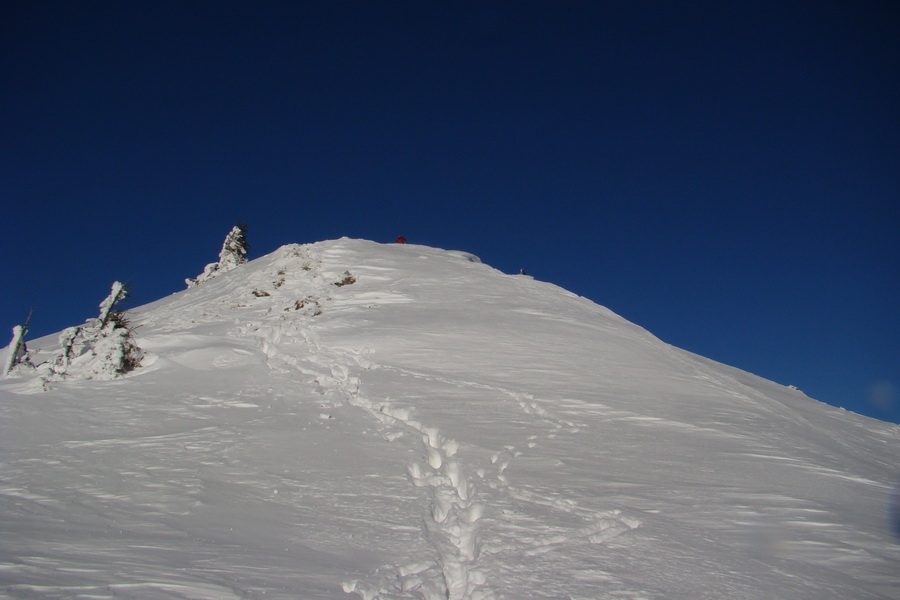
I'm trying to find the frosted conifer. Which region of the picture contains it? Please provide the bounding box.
[3,326,28,376]
[43,282,142,382]
[186,224,250,287]
[3,307,34,377]
[218,224,249,270]
[98,281,128,328]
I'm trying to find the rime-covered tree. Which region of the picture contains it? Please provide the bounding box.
[98,281,128,328]
[3,326,28,376]
[85,310,143,379]
[186,224,250,287]
[43,282,143,382]
[3,308,34,377]
[218,224,249,270]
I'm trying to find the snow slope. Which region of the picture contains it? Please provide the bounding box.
[2,238,899,599]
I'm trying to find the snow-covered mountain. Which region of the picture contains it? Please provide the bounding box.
[2,238,899,600]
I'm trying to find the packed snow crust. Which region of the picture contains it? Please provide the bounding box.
[2,238,899,599]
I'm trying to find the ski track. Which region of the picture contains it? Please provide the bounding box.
[236,247,640,599]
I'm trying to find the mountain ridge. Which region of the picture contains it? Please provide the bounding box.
[2,237,898,599]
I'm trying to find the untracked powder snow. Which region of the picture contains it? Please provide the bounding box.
[2,238,898,599]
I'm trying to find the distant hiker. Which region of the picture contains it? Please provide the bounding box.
[396,236,406,244]
[519,268,528,276]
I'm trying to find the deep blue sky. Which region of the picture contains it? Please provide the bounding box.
[2,2,898,423]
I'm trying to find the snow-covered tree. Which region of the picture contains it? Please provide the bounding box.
[51,326,82,375]
[218,224,249,270]
[3,307,34,377]
[84,314,143,379]
[3,325,29,376]
[186,224,249,288]
[98,281,128,328]
[42,282,143,382]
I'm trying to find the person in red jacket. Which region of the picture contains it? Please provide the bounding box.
[396,235,406,244]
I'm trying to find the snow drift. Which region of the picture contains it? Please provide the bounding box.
[1,238,898,599]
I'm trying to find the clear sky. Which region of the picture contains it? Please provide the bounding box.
[2,2,897,423]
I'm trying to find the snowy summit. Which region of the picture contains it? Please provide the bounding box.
[2,238,899,599]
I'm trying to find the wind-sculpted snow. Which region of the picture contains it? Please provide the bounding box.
[1,238,899,599]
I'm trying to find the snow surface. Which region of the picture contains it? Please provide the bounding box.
[2,238,899,599]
